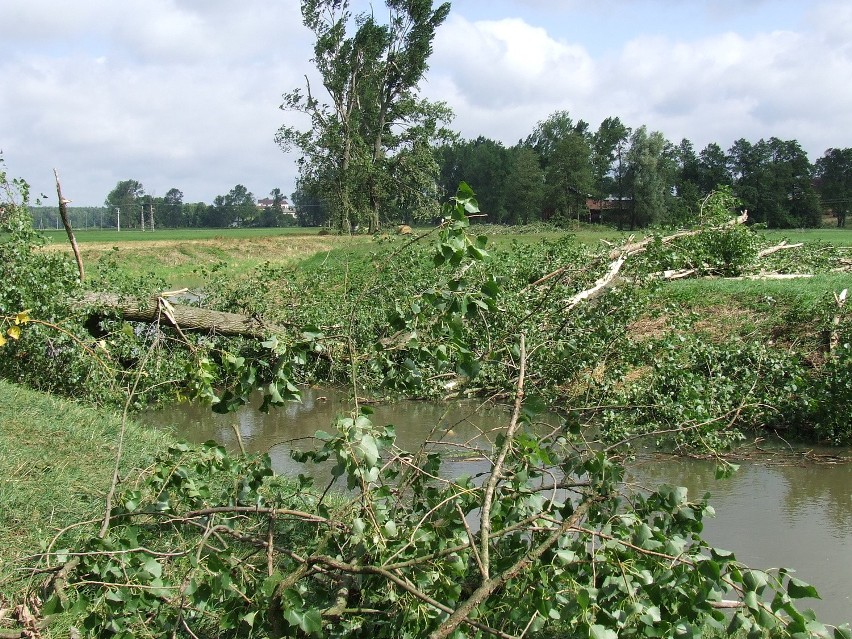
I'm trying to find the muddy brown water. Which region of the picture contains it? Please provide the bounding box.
[140,387,852,626]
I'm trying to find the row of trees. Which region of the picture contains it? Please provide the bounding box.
[435,111,852,229]
[103,181,298,229]
[36,133,850,232]
[278,3,852,231]
[30,182,298,230]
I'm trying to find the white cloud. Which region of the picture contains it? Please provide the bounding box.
[428,3,852,157]
[427,15,596,143]
[2,0,852,205]
[0,0,309,204]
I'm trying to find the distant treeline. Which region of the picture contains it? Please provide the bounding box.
[427,112,851,229]
[28,202,303,231]
[30,183,312,231]
[28,112,852,232]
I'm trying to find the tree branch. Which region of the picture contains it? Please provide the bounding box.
[480,334,526,578]
[54,169,84,282]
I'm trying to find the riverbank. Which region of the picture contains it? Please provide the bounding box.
[0,380,173,604]
[5,380,851,633]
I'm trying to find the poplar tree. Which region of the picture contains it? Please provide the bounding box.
[277,0,452,232]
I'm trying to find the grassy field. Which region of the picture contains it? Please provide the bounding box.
[42,227,375,288]
[37,224,852,289]
[761,227,852,245]
[39,226,322,244]
[0,380,174,602]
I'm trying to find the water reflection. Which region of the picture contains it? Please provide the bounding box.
[628,453,852,625]
[142,387,557,484]
[140,390,852,626]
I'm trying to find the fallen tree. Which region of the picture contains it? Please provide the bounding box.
[81,291,294,339]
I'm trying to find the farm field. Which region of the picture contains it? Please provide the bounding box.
[40,227,372,288]
[40,224,852,289]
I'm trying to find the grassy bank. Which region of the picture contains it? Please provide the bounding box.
[0,380,173,601]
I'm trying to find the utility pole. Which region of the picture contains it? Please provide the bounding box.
[117,206,121,232]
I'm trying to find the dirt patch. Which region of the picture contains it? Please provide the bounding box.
[626,315,671,342]
[690,305,755,340]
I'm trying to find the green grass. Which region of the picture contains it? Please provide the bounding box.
[44,227,371,288]
[760,227,852,246]
[663,272,850,307]
[40,226,321,244]
[0,380,173,601]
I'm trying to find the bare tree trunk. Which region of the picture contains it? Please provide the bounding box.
[54,169,84,282]
[81,292,293,338]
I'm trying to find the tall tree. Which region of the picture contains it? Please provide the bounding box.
[544,132,592,223]
[525,110,590,171]
[729,138,819,228]
[358,1,453,230]
[765,137,821,228]
[816,147,852,227]
[435,137,511,221]
[105,179,144,230]
[292,182,330,227]
[209,185,257,228]
[277,0,451,233]
[697,142,731,195]
[727,138,767,221]
[590,116,630,224]
[625,127,676,228]
[504,146,545,224]
[672,138,702,224]
[160,188,184,228]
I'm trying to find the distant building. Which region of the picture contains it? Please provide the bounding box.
[585,197,630,223]
[257,197,296,216]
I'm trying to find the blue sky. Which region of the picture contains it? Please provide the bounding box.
[1,0,850,206]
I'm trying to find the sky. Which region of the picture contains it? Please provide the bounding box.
[1,0,851,207]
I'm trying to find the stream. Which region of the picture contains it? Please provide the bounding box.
[140,387,852,626]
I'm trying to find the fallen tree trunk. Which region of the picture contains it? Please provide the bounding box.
[81,292,293,338]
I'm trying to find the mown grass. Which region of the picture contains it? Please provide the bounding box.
[37,224,852,289]
[0,380,174,601]
[45,229,374,288]
[39,226,321,244]
[661,272,850,308]
[761,227,852,246]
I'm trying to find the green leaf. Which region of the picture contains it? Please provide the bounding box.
[358,434,379,467]
[787,577,820,600]
[743,570,768,593]
[834,625,852,639]
[41,594,64,615]
[262,573,283,598]
[142,557,162,579]
[590,624,618,639]
[301,608,323,634]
